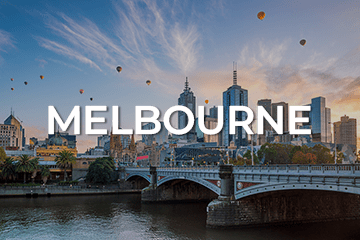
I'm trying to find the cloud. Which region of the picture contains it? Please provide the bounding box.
[0,29,14,59]
[36,0,201,88]
[35,58,48,68]
[37,36,102,71]
[191,40,360,151]
[48,58,83,71]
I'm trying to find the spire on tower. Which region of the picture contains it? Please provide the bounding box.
[185,77,189,91]
[233,61,237,85]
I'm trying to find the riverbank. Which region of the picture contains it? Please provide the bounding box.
[0,185,141,198]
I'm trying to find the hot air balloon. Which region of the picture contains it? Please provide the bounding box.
[24,81,28,85]
[11,88,14,91]
[90,97,93,101]
[79,89,84,94]
[10,78,14,81]
[116,66,122,72]
[146,80,151,85]
[205,99,209,104]
[300,39,306,46]
[257,11,265,20]
[40,75,44,79]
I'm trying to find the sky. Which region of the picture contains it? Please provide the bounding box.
[0,0,360,153]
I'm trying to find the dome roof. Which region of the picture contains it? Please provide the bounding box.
[49,133,68,146]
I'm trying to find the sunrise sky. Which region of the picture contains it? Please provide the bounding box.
[0,0,359,152]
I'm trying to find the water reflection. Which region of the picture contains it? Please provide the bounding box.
[0,194,360,240]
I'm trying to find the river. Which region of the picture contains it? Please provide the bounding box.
[0,194,360,240]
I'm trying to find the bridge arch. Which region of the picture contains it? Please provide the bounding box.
[125,173,150,183]
[158,176,221,195]
[235,182,360,200]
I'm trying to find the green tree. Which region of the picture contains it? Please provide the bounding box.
[86,157,115,184]
[334,151,344,164]
[55,150,76,181]
[16,155,37,183]
[311,144,333,164]
[0,157,15,182]
[0,147,6,162]
[40,166,51,184]
[243,150,259,165]
[289,146,302,160]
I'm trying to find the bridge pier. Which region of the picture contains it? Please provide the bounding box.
[141,166,158,202]
[207,164,240,227]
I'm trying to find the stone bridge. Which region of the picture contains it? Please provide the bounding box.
[121,164,360,228]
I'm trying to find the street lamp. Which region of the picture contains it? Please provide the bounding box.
[330,121,337,164]
[250,117,257,166]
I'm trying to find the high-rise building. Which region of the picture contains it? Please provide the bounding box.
[307,97,331,143]
[271,101,289,133]
[222,63,248,147]
[0,112,25,150]
[142,121,168,146]
[334,115,357,151]
[195,116,221,145]
[209,106,218,119]
[178,77,196,141]
[257,99,272,145]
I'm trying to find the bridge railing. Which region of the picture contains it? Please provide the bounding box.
[158,165,219,172]
[125,164,360,176]
[233,164,360,176]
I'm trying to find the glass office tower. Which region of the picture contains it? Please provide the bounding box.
[222,63,248,147]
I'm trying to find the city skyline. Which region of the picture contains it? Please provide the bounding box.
[1,0,360,152]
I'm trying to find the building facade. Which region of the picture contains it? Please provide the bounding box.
[222,64,248,147]
[307,97,331,143]
[195,116,220,145]
[334,115,357,151]
[271,101,289,133]
[0,113,25,150]
[178,77,196,141]
[142,121,168,146]
[48,132,76,149]
[257,99,272,145]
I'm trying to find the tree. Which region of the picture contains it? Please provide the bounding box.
[16,155,37,183]
[86,157,115,184]
[55,150,76,181]
[30,158,39,183]
[292,151,307,164]
[40,166,51,184]
[243,150,259,165]
[292,151,317,164]
[334,151,344,164]
[0,147,6,162]
[0,157,15,182]
[311,144,333,164]
[289,146,302,160]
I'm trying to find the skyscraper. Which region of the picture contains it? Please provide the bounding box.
[222,63,248,147]
[209,106,218,119]
[257,99,272,145]
[142,121,168,146]
[308,97,331,143]
[1,112,25,150]
[178,77,196,141]
[195,116,221,145]
[334,115,357,151]
[271,101,289,133]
